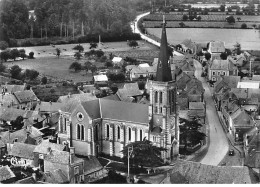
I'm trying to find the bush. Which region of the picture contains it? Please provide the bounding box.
[73,44,84,52]
[29,51,34,59]
[100,55,107,62]
[241,23,247,29]
[0,63,6,72]
[10,49,20,61]
[41,77,48,84]
[0,41,9,50]
[0,50,11,62]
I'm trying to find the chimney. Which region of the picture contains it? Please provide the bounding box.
[69,147,75,164]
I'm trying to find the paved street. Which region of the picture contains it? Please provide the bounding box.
[193,60,229,166]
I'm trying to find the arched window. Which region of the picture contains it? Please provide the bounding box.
[154,91,158,103]
[81,125,85,140]
[128,127,131,141]
[159,92,163,103]
[118,126,120,140]
[140,129,143,141]
[106,124,110,139]
[77,124,80,140]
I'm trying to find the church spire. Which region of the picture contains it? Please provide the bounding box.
[156,15,172,82]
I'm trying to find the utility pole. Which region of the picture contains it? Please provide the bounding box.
[127,146,133,180]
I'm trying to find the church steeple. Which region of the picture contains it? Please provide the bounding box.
[156,15,172,82]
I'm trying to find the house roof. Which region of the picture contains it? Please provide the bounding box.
[138,63,150,68]
[0,106,27,121]
[102,94,121,101]
[245,131,260,168]
[170,160,253,184]
[16,176,36,184]
[181,61,195,72]
[189,102,204,110]
[116,82,143,98]
[80,99,101,119]
[209,41,225,53]
[214,76,240,93]
[0,94,19,107]
[237,82,260,89]
[0,166,16,182]
[44,149,70,164]
[252,75,260,81]
[209,59,236,71]
[34,140,66,154]
[35,102,64,113]
[9,142,36,159]
[181,39,196,50]
[13,90,38,103]
[0,128,38,145]
[230,108,255,128]
[83,156,103,175]
[186,78,204,93]
[0,84,26,94]
[112,57,123,63]
[94,75,108,82]
[176,72,192,90]
[43,169,69,183]
[57,93,97,104]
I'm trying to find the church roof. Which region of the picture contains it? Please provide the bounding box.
[156,16,172,82]
[79,99,149,125]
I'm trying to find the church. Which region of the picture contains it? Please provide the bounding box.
[57,17,179,161]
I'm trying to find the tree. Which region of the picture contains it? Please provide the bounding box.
[41,76,48,84]
[19,49,26,60]
[128,40,138,48]
[90,65,97,75]
[24,69,39,80]
[252,24,257,29]
[220,5,225,12]
[105,61,113,68]
[10,65,22,79]
[197,16,202,21]
[10,49,20,61]
[56,48,61,58]
[29,52,34,59]
[204,52,211,61]
[89,42,97,49]
[182,14,188,21]
[0,63,6,72]
[179,118,206,150]
[241,23,247,29]
[226,16,235,24]
[179,22,185,28]
[73,44,84,52]
[121,140,167,168]
[69,62,82,72]
[0,41,9,50]
[84,61,92,73]
[10,116,24,131]
[74,52,83,60]
[220,52,228,60]
[0,50,10,62]
[237,17,241,22]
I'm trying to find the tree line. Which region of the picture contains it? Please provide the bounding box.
[0,0,141,46]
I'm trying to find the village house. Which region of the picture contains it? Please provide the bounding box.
[179,39,196,54]
[112,57,124,66]
[179,61,195,77]
[0,83,26,94]
[43,147,85,183]
[33,140,66,171]
[41,169,69,184]
[116,82,143,102]
[208,59,238,82]
[0,166,16,184]
[9,142,36,167]
[207,41,225,61]
[188,102,206,124]
[126,64,156,81]
[83,156,106,183]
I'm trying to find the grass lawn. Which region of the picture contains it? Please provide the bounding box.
[4,41,158,83]
[4,56,95,83]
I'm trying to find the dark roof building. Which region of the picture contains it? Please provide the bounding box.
[0,166,16,183]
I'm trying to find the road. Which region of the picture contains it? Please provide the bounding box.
[193,60,229,166]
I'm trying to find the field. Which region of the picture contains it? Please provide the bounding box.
[4,41,158,82]
[144,21,258,29]
[12,41,156,58]
[146,28,260,50]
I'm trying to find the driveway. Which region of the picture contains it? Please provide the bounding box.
[193,60,229,166]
